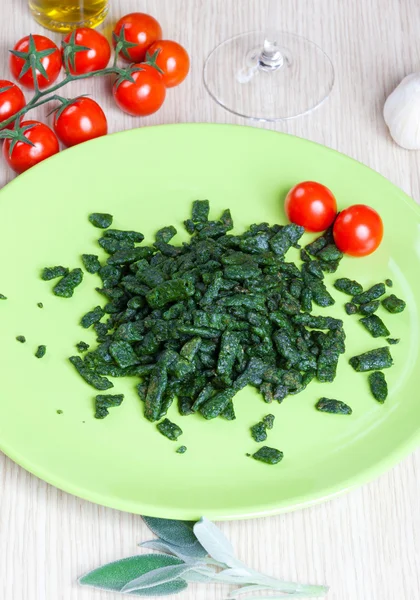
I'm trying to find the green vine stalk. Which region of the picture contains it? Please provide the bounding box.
[0,30,158,144]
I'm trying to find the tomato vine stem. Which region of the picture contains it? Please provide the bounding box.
[0,34,132,133]
[0,65,124,132]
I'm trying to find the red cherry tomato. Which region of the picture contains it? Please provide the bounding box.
[10,35,62,90]
[62,28,111,75]
[3,120,59,174]
[0,80,25,128]
[113,64,166,116]
[146,40,190,88]
[285,181,337,232]
[113,13,162,63]
[333,204,383,257]
[53,97,107,147]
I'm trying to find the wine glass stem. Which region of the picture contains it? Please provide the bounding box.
[260,0,284,69]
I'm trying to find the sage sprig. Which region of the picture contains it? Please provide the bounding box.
[79,516,328,598]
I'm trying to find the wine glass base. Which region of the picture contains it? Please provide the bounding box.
[204,31,334,121]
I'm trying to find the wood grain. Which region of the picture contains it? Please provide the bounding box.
[0,1,419,598]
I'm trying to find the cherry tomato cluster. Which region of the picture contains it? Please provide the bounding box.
[285,181,384,257]
[0,13,190,174]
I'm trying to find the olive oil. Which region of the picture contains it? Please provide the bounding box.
[28,0,108,33]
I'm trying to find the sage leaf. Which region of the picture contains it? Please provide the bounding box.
[290,592,329,598]
[193,517,243,568]
[122,564,196,593]
[182,567,218,583]
[79,554,187,596]
[229,584,328,598]
[232,597,292,600]
[214,567,261,585]
[131,580,188,596]
[140,539,208,562]
[215,567,328,596]
[253,578,328,595]
[231,593,327,600]
[143,516,199,547]
[228,585,275,597]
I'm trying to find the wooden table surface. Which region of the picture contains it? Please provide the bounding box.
[1,0,419,598]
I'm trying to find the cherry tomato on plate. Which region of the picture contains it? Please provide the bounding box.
[113,64,166,116]
[113,13,162,63]
[10,35,62,90]
[53,97,107,147]
[0,80,25,127]
[333,204,383,257]
[3,120,59,174]
[62,28,111,75]
[285,181,337,232]
[146,40,190,88]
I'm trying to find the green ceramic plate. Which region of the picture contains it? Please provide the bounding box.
[0,124,419,520]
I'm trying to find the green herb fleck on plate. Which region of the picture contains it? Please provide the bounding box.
[95,394,124,419]
[53,268,83,298]
[352,283,386,305]
[358,300,380,315]
[89,213,113,229]
[317,244,343,262]
[157,418,183,441]
[76,341,90,352]
[69,356,113,390]
[382,294,406,314]
[387,337,400,345]
[368,371,388,403]
[35,345,46,358]
[251,421,268,443]
[41,265,69,281]
[37,302,43,308]
[334,278,363,296]
[0,293,7,300]
[359,314,390,338]
[104,228,144,243]
[56,409,63,414]
[251,414,276,442]
[316,397,352,414]
[349,346,393,372]
[262,414,275,429]
[109,341,139,368]
[16,335,26,343]
[252,446,284,465]
[176,445,187,454]
[345,302,357,315]
[192,199,210,222]
[82,254,101,274]
[81,306,105,329]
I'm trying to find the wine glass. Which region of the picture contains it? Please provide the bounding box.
[204,0,334,121]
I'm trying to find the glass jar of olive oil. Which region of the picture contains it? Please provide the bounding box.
[28,0,109,33]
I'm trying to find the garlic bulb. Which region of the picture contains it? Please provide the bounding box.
[383,73,420,149]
